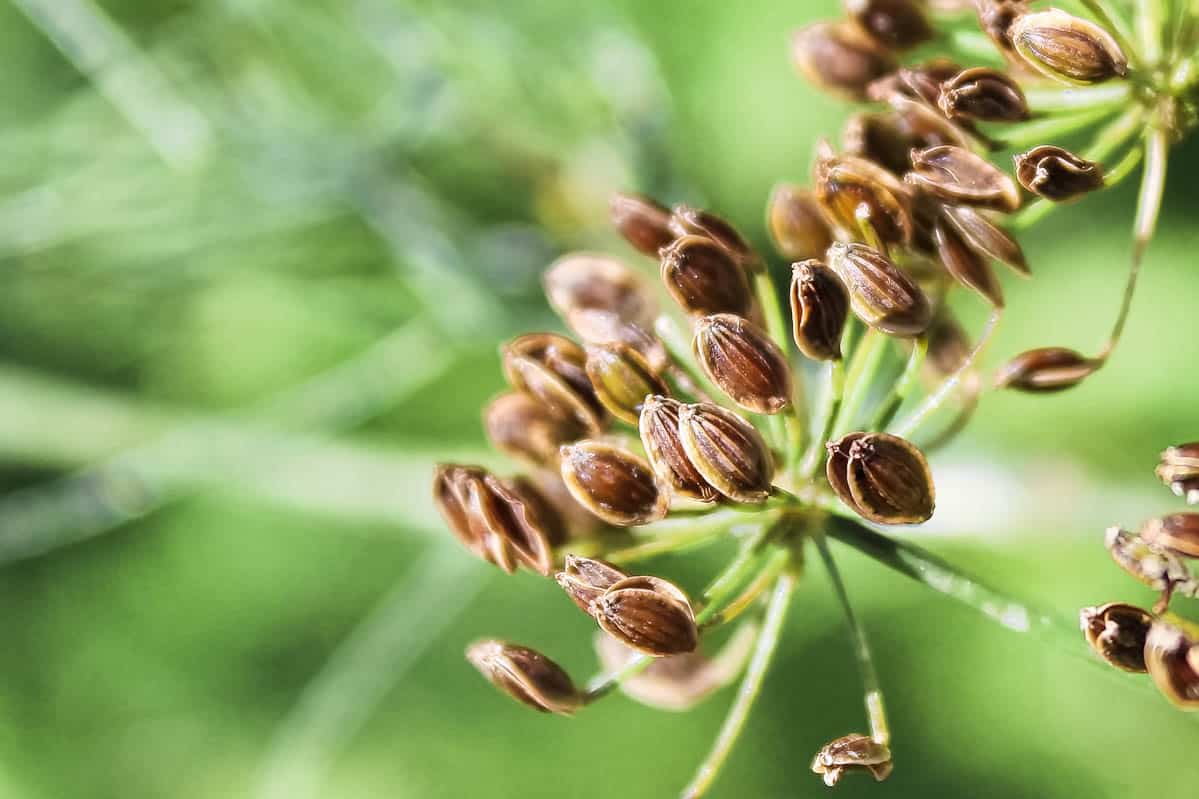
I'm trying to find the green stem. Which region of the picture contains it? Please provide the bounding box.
[680,571,797,799]
[997,103,1120,150]
[702,548,790,628]
[799,360,846,478]
[753,271,798,457]
[870,337,927,432]
[703,525,775,602]
[1022,83,1132,112]
[832,329,889,438]
[1136,0,1165,65]
[941,29,1005,64]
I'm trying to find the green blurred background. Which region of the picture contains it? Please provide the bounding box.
[0,0,1196,797]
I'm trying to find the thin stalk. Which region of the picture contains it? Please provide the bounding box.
[603,527,731,565]
[919,384,980,454]
[799,360,846,478]
[753,271,798,457]
[655,315,725,406]
[680,571,797,799]
[702,547,791,629]
[870,336,927,432]
[942,29,1006,64]
[814,534,889,745]
[832,328,889,438]
[1080,0,1142,66]
[997,103,1120,149]
[1136,0,1165,64]
[703,525,774,601]
[1022,83,1132,111]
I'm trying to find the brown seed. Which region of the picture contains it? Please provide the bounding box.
[465,640,582,715]
[678,402,775,503]
[543,252,657,333]
[610,192,676,256]
[1080,602,1154,673]
[868,59,962,107]
[811,734,894,787]
[767,183,835,261]
[659,235,753,318]
[791,21,898,99]
[693,314,793,415]
[828,432,936,525]
[939,67,1030,122]
[1014,145,1104,202]
[1141,514,1199,559]
[845,0,933,50]
[933,217,1004,308]
[940,204,1029,276]
[669,205,758,271]
[484,392,586,468]
[889,94,975,151]
[1104,526,1197,596]
[827,242,932,337]
[1144,621,1199,709]
[1010,9,1128,85]
[559,441,668,527]
[842,113,916,175]
[594,575,699,656]
[433,464,492,559]
[907,145,1022,212]
[503,333,608,434]
[639,395,720,502]
[585,342,670,425]
[555,555,629,615]
[791,260,851,361]
[976,0,1027,57]
[814,149,913,248]
[993,346,1100,392]
[1157,443,1199,504]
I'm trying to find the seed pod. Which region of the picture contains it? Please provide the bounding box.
[503,333,607,434]
[814,150,913,248]
[559,441,668,527]
[1010,9,1128,85]
[639,395,720,502]
[993,346,1101,392]
[976,0,1026,57]
[678,402,775,503]
[610,193,675,256]
[1080,602,1154,673]
[543,253,657,333]
[767,183,835,260]
[827,432,936,525]
[669,206,758,271]
[869,59,962,107]
[1157,443,1199,504]
[484,392,586,468]
[659,235,753,318]
[465,640,582,715]
[811,734,894,787]
[889,94,974,151]
[1144,621,1199,709]
[1141,514,1199,559]
[693,314,793,415]
[842,113,915,175]
[940,204,1029,276]
[933,217,1004,308]
[433,464,491,559]
[1104,526,1198,596]
[585,342,670,425]
[791,21,898,99]
[845,0,933,50]
[555,555,628,615]
[907,145,1022,212]
[1014,145,1104,202]
[594,575,699,656]
[939,67,1030,122]
[827,242,932,337]
[790,260,851,361]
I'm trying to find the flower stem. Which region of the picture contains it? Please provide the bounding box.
[1080,0,1141,67]
[997,103,1120,150]
[870,336,927,432]
[1023,83,1132,111]
[1135,0,1165,65]
[799,359,845,478]
[680,571,797,799]
[702,547,791,629]
[832,328,889,438]
[752,271,798,458]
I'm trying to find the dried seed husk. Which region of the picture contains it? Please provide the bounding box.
[678,402,775,503]
[811,733,894,787]
[693,314,793,415]
[767,183,835,260]
[791,21,898,99]
[433,464,491,558]
[1157,443,1199,504]
[1014,144,1104,202]
[669,205,758,271]
[503,333,608,434]
[659,234,754,318]
[845,0,933,50]
[1104,526,1197,594]
[466,640,582,715]
[844,432,935,524]
[869,59,962,106]
[842,113,916,175]
[814,150,913,248]
[556,555,629,615]
[791,259,851,361]
[907,145,1022,212]
[484,392,586,468]
[544,252,657,332]
[639,395,720,502]
[480,475,560,575]
[993,346,1100,392]
[585,342,670,425]
[827,242,932,337]
[1141,514,1199,559]
[1080,602,1153,673]
[940,204,1029,276]
[610,192,676,256]
[933,217,1005,308]
[1144,621,1199,709]
[889,95,975,151]
[559,441,668,526]
[595,575,699,656]
[939,67,1030,122]
[1010,9,1128,85]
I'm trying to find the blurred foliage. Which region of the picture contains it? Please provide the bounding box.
[0,0,1196,798]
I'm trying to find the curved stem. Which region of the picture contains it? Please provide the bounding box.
[870,336,927,432]
[702,547,790,629]
[1135,0,1165,65]
[1022,83,1132,112]
[997,103,1119,150]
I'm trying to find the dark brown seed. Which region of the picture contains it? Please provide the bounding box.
[1144,621,1199,709]
[1014,145,1104,202]
[976,0,1027,57]
[791,260,851,361]
[594,575,699,656]
[610,193,676,256]
[585,342,670,425]
[555,555,629,616]
[811,734,894,787]
[933,217,1004,308]
[1010,9,1128,85]
[639,395,720,502]
[659,235,753,318]
[678,402,775,503]
[767,183,835,261]
[827,242,932,337]
[559,441,668,527]
[825,432,869,514]
[503,333,608,434]
[484,392,586,468]
[993,346,1100,392]
[814,149,913,248]
[1157,443,1199,504]
[845,0,933,50]
[842,113,916,175]
[831,432,935,525]
[466,640,581,715]
[669,206,758,271]
[906,145,1022,212]
[940,204,1029,276]
[1080,602,1153,673]
[939,67,1030,122]
[1141,514,1199,559]
[693,314,793,415]
[791,21,898,99]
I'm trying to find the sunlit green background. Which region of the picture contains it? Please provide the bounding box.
[0,0,1197,797]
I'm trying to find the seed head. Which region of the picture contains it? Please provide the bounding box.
[790,259,851,361]
[659,235,754,318]
[826,432,936,525]
[933,217,1004,308]
[939,204,1029,276]
[1014,145,1104,202]
[993,346,1101,392]
[503,333,608,434]
[584,342,670,425]
[678,402,775,503]
[1079,602,1153,673]
[1009,9,1128,85]
[1156,443,1199,504]
[811,733,894,787]
[845,0,933,50]
[827,242,932,337]
[610,193,675,256]
[465,640,582,715]
[791,21,898,99]
[1140,514,1199,559]
[907,145,1022,212]
[559,441,668,527]
[767,183,834,261]
[639,395,720,503]
[938,67,1029,122]
[693,313,793,415]
[814,148,913,248]
[555,555,629,616]
[668,205,759,271]
[484,392,586,468]
[1144,621,1199,710]
[594,575,699,656]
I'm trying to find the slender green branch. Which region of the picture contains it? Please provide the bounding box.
[655,315,725,406]
[753,271,799,457]
[996,103,1120,150]
[702,548,791,629]
[832,328,889,438]
[799,360,846,478]
[1022,83,1132,111]
[870,337,927,432]
[1135,0,1165,64]
[941,29,1005,64]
